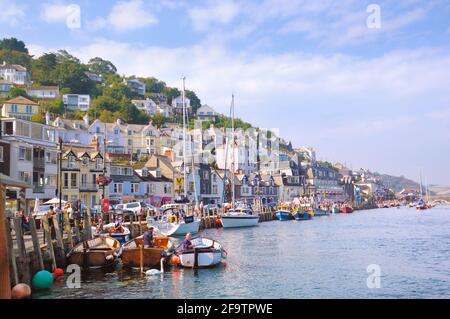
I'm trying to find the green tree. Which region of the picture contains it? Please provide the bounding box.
[51,61,94,94]
[162,87,181,104]
[46,99,65,115]
[31,113,45,124]
[141,77,166,93]
[91,95,121,113]
[9,87,31,99]
[55,49,80,64]
[0,49,32,70]
[31,53,58,85]
[87,57,117,77]
[185,90,201,114]
[103,82,133,100]
[99,110,116,122]
[0,38,28,53]
[151,113,166,128]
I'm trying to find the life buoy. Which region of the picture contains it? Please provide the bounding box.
[170,215,178,223]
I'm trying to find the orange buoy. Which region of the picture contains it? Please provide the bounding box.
[11,283,32,299]
[53,268,64,276]
[216,218,222,226]
[171,255,181,265]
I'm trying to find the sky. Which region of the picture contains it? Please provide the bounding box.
[1,0,450,185]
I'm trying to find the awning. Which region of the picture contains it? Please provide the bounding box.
[0,173,30,188]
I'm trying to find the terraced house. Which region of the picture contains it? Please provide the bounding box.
[61,146,106,210]
[1,96,39,121]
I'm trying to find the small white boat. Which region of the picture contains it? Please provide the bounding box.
[94,223,131,244]
[178,237,226,268]
[221,208,259,228]
[147,215,201,237]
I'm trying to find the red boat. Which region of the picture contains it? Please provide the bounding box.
[340,206,353,214]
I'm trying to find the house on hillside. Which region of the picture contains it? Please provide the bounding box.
[0,61,30,85]
[126,79,146,96]
[196,104,218,121]
[1,96,39,121]
[63,94,90,111]
[26,86,59,100]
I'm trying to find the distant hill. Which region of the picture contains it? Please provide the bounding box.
[373,173,422,193]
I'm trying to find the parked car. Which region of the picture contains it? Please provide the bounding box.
[122,202,148,215]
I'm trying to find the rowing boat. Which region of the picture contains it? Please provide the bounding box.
[178,237,226,268]
[121,235,172,269]
[67,236,120,268]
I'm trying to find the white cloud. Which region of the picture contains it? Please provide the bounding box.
[41,3,71,23]
[188,0,240,31]
[0,0,26,26]
[86,0,158,32]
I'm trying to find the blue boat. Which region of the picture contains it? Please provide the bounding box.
[313,208,330,216]
[293,211,312,220]
[275,210,293,221]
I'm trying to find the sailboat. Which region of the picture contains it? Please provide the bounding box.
[221,95,259,228]
[416,170,427,211]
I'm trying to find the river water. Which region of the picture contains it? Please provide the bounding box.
[35,207,450,299]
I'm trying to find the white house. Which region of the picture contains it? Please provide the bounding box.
[0,61,30,85]
[0,79,14,97]
[132,98,157,116]
[126,79,146,96]
[172,95,190,114]
[52,114,92,146]
[63,94,91,111]
[196,104,218,121]
[26,86,59,100]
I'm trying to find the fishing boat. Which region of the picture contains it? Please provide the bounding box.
[332,206,340,214]
[94,222,131,244]
[221,207,260,228]
[121,235,172,269]
[416,199,427,210]
[292,210,312,220]
[67,236,120,268]
[340,206,353,214]
[177,237,226,268]
[147,206,200,237]
[313,208,330,216]
[275,206,293,221]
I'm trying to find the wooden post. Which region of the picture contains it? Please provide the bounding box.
[139,244,143,274]
[41,218,57,272]
[84,208,92,241]
[52,215,65,267]
[63,212,73,249]
[29,217,44,270]
[0,185,12,299]
[73,219,81,244]
[12,217,31,285]
[4,217,17,292]
[138,213,143,235]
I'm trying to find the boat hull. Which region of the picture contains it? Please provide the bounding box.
[293,212,312,220]
[178,237,225,268]
[314,209,330,216]
[121,236,171,268]
[340,207,353,214]
[276,211,293,221]
[221,215,260,228]
[67,237,119,269]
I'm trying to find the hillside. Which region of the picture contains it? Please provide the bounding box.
[373,173,421,193]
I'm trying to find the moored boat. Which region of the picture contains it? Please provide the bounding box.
[221,208,260,228]
[275,206,293,221]
[340,206,353,214]
[292,210,312,220]
[121,235,172,269]
[67,236,120,268]
[95,222,131,244]
[313,208,330,216]
[177,237,226,268]
[148,206,201,237]
[332,206,340,214]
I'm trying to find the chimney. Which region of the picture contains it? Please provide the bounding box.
[45,112,51,125]
[90,135,100,151]
[83,113,89,126]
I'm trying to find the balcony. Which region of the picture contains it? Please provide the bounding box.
[79,183,99,192]
[32,184,45,193]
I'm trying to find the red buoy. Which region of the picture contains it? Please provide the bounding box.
[53,268,64,276]
[171,255,180,265]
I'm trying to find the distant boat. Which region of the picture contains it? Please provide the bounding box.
[121,235,172,269]
[340,206,353,214]
[178,237,226,268]
[221,208,260,228]
[67,237,120,269]
[313,208,330,216]
[292,210,312,220]
[147,206,201,237]
[95,223,131,244]
[275,206,293,221]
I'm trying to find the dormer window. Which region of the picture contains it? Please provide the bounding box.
[156,170,161,178]
[96,127,101,134]
[68,155,76,168]
[82,157,89,165]
[142,168,148,177]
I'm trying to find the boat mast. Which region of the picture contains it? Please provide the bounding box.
[419,170,423,199]
[231,94,236,207]
[182,76,187,200]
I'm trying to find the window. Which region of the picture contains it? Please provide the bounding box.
[146,139,150,146]
[128,130,132,136]
[114,129,119,135]
[212,185,218,194]
[95,158,102,169]
[113,183,123,193]
[45,152,51,163]
[131,183,139,193]
[82,157,89,165]
[71,173,77,188]
[128,139,132,146]
[212,174,217,182]
[26,105,33,113]
[11,104,18,113]
[19,171,31,184]
[0,146,3,162]
[96,127,101,134]
[18,147,31,161]
[63,173,69,188]
[68,155,76,168]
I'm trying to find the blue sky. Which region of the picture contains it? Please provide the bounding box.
[1,0,450,185]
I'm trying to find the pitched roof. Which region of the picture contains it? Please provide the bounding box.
[0,62,27,72]
[4,96,38,105]
[26,86,59,91]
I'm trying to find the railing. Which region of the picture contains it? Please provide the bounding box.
[32,184,45,193]
[79,183,99,192]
